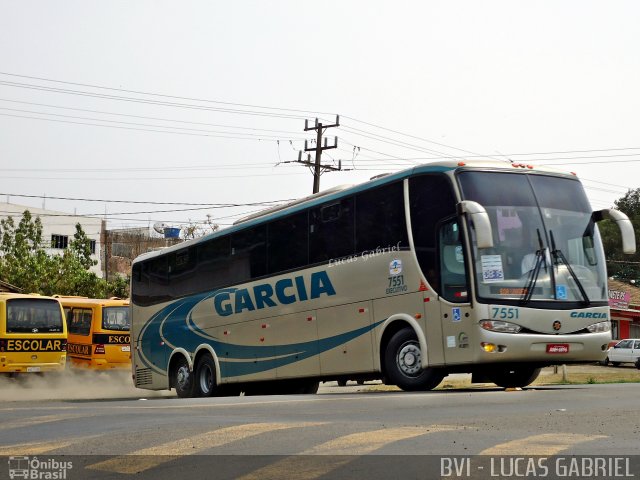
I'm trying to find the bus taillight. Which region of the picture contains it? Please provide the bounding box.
[94,344,106,354]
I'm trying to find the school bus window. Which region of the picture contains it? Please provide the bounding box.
[102,307,130,331]
[6,299,64,333]
[68,308,92,335]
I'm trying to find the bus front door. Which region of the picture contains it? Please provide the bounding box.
[438,219,474,365]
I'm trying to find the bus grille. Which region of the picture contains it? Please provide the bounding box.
[135,368,153,386]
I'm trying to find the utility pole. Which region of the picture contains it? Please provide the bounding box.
[298,115,340,194]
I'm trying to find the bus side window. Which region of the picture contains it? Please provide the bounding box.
[409,174,457,291]
[309,197,355,263]
[230,225,267,282]
[196,236,231,292]
[69,308,92,335]
[438,219,469,303]
[355,181,407,254]
[267,211,308,274]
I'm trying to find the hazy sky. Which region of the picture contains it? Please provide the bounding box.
[1,1,639,234]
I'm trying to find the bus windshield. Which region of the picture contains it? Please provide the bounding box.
[102,306,130,331]
[458,171,607,305]
[6,298,64,333]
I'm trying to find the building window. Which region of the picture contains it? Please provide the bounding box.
[51,234,69,249]
[90,240,96,254]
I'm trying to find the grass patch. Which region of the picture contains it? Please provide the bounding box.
[534,367,640,385]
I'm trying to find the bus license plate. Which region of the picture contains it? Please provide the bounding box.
[121,346,130,352]
[546,344,569,354]
[27,367,41,372]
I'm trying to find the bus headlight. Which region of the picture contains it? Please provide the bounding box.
[480,320,522,334]
[586,321,611,333]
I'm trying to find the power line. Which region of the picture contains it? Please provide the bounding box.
[0,106,308,139]
[0,98,306,135]
[0,192,294,206]
[341,115,501,161]
[0,171,306,181]
[0,79,331,121]
[0,71,337,117]
[0,112,307,142]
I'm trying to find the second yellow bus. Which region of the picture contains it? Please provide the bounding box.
[59,297,131,370]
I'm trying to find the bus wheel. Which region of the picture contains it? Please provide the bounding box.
[172,356,195,398]
[195,355,217,397]
[300,381,320,394]
[384,328,444,391]
[488,366,541,388]
[337,380,347,387]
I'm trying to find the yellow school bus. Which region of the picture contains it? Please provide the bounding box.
[59,297,131,370]
[0,293,67,374]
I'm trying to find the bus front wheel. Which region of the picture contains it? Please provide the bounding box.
[384,328,444,391]
[172,356,195,398]
[487,365,541,389]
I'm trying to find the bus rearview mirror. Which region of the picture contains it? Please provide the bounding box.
[593,209,636,255]
[458,201,494,249]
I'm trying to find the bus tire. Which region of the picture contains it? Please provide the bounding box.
[384,328,444,391]
[195,355,217,397]
[300,381,320,394]
[488,365,541,388]
[337,379,347,387]
[172,356,195,398]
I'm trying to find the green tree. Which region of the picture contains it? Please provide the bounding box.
[0,211,129,297]
[599,188,640,281]
[0,210,52,292]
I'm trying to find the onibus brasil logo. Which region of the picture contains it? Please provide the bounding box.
[8,456,72,479]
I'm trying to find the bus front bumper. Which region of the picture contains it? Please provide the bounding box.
[474,330,611,364]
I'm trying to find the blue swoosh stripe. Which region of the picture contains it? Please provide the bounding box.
[139,290,382,378]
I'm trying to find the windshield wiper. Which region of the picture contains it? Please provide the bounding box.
[550,230,591,306]
[520,229,546,305]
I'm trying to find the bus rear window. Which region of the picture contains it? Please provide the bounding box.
[102,307,130,331]
[6,299,64,333]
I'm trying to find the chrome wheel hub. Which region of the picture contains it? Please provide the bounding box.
[176,366,190,389]
[397,342,422,376]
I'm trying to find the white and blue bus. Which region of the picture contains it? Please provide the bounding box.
[130,160,635,397]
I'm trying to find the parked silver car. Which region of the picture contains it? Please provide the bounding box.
[602,339,640,368]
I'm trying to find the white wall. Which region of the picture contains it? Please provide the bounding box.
[0,202,103,277]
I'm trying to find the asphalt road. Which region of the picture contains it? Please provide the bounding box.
[1,379,639,479]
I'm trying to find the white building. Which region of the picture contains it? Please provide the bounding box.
[0,202,104,277]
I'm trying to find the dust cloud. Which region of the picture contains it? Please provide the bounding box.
[0,368,173,401]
